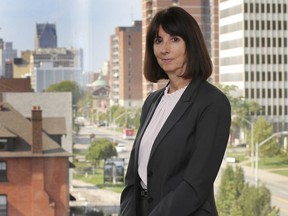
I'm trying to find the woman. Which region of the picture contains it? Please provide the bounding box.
[120,6,231,216]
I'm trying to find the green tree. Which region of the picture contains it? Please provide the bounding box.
[86,138,117,167]
[217,165,279,216]
[46,80,83,104]
[216,165,245,214]
[215,84,261,148]
[248,116,280,157]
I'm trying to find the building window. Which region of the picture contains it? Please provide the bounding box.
[250,3,254,12]
[262,106,266,115]
[268,106,271,115]
[251,89,255,98]
[0,139,8,151]
[261,38,265,46]
[0,162,7,182]
[278,4,282,13]
[0,195,7,216]
[262,72,266,81]
[256,89,260,98]
[262,89,266,98]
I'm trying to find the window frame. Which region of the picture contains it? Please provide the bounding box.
[0,195,7,216]
[0,161,8,182]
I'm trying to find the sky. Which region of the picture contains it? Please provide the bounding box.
[0,0,142,71]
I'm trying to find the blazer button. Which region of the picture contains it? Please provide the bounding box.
[147,170,153,177]
[147,196,153,203]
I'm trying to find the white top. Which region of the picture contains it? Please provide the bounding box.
[138,85,187,188]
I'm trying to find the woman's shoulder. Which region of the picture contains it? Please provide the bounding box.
[199,81,230,106]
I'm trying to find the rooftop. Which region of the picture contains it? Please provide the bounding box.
[0,103,70,158]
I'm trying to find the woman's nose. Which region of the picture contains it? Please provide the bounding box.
[160,42,170,54]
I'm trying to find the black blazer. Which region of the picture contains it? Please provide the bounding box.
[120,78,231,216]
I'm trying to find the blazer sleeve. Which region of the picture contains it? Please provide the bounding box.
[149,92,231,216]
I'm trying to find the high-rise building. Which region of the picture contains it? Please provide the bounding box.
[0,41,17,78]
[141,0,219,99]
[219,1,288,131]
[110,21,143,108]
[34,23,57,49]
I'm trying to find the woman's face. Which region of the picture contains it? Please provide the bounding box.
[153,26,187,77]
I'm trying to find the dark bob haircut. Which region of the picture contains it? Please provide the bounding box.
[144,6,212,83]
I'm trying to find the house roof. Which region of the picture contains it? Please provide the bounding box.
[42,117,66,135]
[0,78,33,92]
[0,103,70,158]
[0,124,16,137]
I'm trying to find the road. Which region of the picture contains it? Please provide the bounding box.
[237,164,288,216]
[74,124,288,216]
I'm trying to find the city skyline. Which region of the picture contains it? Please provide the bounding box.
[0,0,142,71]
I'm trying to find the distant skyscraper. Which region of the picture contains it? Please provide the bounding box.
[0,41,17,78]
[141,0,219,99]
[34,23,57,49]
[109,21,143,108]
[219,1,288,131]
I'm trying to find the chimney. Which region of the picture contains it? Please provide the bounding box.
[31,106,43,154]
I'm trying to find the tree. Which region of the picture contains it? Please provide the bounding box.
[216,165,280,216]
[247,116,280,157]
[214,83,261,148]
[46,80,83,104]
[86,138,117,167]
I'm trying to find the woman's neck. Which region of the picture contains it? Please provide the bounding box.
[168,78,191,94]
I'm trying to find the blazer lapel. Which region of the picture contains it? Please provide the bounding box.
[149,78,203,160]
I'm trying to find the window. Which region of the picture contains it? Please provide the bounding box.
[0,162,7,182]
[0,139,8,151]
[0,195,7,216]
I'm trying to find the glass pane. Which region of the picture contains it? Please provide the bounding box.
[0,162,6,170]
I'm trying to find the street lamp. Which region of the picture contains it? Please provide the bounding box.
[233,116,255,169]
[112,111,129,143]
[255,131,288,187]
[240,118,255,165]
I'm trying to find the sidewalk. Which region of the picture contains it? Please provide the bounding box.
[70,179,121,206]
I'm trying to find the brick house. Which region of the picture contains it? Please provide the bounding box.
[0,103,71,216]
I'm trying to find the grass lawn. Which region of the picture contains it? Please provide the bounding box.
[73,154,125,193]
[226,147,288,177]
[258,155,288,169]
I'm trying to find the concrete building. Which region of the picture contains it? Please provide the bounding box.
[13,50,33,79]
[219,0,288,131]
[0,103,70,216]
[31,48,84,91]
[35,23,57,49]
[0,41,17,78]
[109,21,143,108]
[141,0,219,98]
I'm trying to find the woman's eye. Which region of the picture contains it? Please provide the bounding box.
[172,37,180,42]
[154,37,162,44]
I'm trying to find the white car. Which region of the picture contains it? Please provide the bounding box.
[116,143,126,153]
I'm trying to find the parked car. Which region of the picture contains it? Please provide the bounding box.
[96,121,106,127]
[115,143,126,153]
